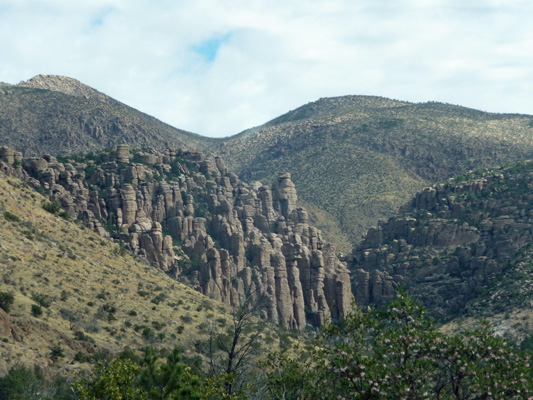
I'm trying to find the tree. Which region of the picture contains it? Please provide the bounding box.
[0,365,74,400]
[74,358,144,400]
[138,346,201,400]
[49,344,65,362]
[74,347,201,400]
[262,291,533,399]
[201,290,268,398]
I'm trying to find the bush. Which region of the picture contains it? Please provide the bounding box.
[151,293,167,305]
[42,201,62,215]
[262,291,533,399]
[3,211,20,222]
[0,292,14,313]
[180,313,193,323]
[49,344,64,361]
[31,293,51,308]
[74,331,94,343]
[0,365,74,400]
[31,304,43,317]
[142,327,155,342]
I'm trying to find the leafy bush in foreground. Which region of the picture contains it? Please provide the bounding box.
[262,291,533,399]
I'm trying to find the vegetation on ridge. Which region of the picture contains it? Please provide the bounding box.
[214,95,533,251]
[352,159,533,341]
[0,75,215,157]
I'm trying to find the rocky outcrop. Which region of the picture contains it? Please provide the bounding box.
[3,145,352,330]
[351,163,533,319]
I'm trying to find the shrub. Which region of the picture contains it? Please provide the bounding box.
[180,314,193,323]
[151,293,167,305]
[3,211,20,222]
[151,321,166,331]
[74,331,94,343]
[262,291,533,399]
[142,327,155,342]
[0,292,14,313]
[85,320,101,333]
[31,304,43,317]
[42,201,62,215]
[31,293,51,308]
[49,344,64,361]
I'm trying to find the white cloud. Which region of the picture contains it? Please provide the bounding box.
[1,0,532,137]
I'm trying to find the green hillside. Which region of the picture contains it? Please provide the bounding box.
[213,96,533,251]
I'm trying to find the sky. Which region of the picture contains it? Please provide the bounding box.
[1,0,532,138]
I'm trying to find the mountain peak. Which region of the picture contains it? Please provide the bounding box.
[18,74,110,103]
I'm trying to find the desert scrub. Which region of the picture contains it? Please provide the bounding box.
[0,292,15,313]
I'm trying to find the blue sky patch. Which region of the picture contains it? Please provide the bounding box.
[90,7,114,28]
[192,33,231,62]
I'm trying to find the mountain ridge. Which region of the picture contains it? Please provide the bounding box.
[0,75,215,157]
[3,74,533,254]
[213,95,533,251]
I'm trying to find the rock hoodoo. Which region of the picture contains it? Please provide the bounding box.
[0,146,353,330]
[351,164,533,318]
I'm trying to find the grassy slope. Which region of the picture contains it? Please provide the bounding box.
[0,175,256,377]
[0,82,215,157]
[214,96,533,251]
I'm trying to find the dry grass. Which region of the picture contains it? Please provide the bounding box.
[0,175,240,376]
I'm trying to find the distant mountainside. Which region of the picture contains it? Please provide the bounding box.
[213,96,533,251]
[0,143,352,332]
[0,75,215,156]
[351,160,533,338]
[4,76,533,254]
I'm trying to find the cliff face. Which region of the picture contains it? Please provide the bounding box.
[0,145,352,329]
[351,162,533,320]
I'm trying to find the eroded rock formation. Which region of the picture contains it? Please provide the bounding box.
[351,165,533,318]
[0,145,352,329]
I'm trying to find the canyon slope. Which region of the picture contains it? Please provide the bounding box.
[0,144,352,331]
[213,96,533,250]
[351,160,533,338]
[3,76,533,252]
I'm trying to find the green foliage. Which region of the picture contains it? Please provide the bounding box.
[0,291,14,313]
[74,357,145,400]
[151,292,167,305]
[262,292,533,399]
[142,327,155,342]
[41,201,62,215]
[138,346,202,399]
[74,347,201,400]
[60,290,70,301]
[4,211,20,222]
[180,313,193,324]
[0,365,74,400]
[31,304,43,317]
[74,330,95,343]
[49,344,65,362]
[31,292,51,308]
